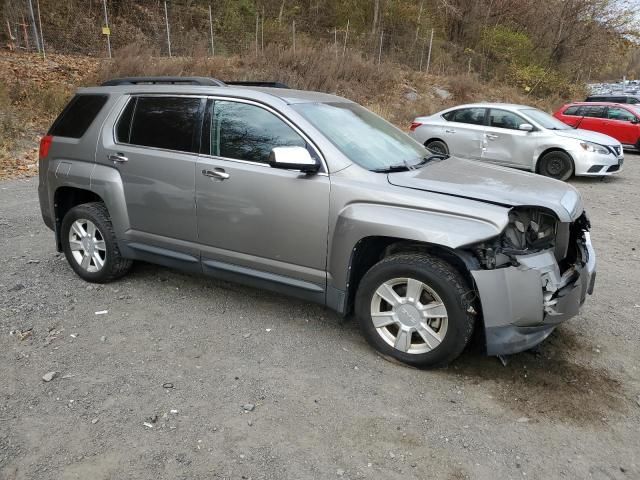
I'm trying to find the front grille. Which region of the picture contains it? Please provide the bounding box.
[611,145,622,156]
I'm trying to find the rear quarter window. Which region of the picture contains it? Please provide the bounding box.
[48,94,108,138]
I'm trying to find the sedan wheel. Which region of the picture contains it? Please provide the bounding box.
[538,151,574,181]
[370,277,448,354]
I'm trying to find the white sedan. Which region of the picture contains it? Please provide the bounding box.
[409,103,623,181]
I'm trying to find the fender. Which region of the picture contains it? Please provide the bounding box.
[327,202,509,292]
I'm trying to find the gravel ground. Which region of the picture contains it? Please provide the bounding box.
[1,157,639,480]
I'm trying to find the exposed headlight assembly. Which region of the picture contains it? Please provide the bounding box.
[579,141,610,155]
[503,208,558,253]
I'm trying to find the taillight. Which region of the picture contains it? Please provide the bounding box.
[409,121,423,132]
[39,135,53,160]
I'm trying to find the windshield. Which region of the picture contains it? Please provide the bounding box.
[520,108,571,130]
[292,102,428,170]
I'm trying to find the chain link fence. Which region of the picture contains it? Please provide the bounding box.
[2,0,470,75]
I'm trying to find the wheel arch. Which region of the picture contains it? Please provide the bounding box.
[423,137,448,148]
[53,186,105,251]
[341,236,479,317]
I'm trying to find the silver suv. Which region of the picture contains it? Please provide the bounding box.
[38,77,596,367]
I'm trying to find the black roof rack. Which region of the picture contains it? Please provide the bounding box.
[101,76,226,86]
[225,81,290,89]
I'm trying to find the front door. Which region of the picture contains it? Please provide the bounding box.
[603,106,639,145]
[195,98,330,297]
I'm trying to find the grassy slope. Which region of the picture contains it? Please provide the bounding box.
[0,45,567,180]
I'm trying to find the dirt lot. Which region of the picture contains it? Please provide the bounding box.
[1,157,639,480]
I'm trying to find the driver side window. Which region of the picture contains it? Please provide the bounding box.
[488,109,527,130]
[208,100,308,164]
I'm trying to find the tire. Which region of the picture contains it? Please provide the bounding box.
[537,151,574,181]
[61,202,132,283]
[425,139,449,155]
[355,253,475,368]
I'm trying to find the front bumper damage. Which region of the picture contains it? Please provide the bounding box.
[471,232,596,356]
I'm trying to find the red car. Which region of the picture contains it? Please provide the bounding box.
[554,102,640,149]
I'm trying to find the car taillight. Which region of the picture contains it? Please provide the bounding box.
[409,121,423,132]
[39,135,53,160]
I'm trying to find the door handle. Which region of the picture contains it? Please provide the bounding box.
[202,168,230,180]
[485,134,499,140]
[445,129,456,134]
[108,153,128,163]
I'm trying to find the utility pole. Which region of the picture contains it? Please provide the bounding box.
[334,27,337,59]
[425,28,434,74]
[36,0,45,59]
[102,0,112,58]
[26,0,41,53]
[255,13,259,57]
[208,4,214,56]
[261,8,264,54]
[377,30,383,65]
[164,1,172,57]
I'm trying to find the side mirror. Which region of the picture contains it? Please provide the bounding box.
[518,123,534,132]
[268,146,319,174]
[631,118,639,124]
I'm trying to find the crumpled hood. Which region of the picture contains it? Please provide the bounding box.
[553,128,620,146]
[387,157,583,222]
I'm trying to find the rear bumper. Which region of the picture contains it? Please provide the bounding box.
[471,232,596,356]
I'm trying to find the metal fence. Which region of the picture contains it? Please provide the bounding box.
[2,0,467,75]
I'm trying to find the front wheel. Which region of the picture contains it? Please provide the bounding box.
[355,253,475,367]
[538,151,574,181]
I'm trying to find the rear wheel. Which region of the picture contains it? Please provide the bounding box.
[538,151,574,181]
[425,139,449,155]
[61,202,132,283]
[355,253,475,367]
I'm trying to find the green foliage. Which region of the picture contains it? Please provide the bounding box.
[482,25,534,66]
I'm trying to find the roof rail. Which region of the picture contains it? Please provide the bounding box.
[225,81,290,89]
[101,76,226,87]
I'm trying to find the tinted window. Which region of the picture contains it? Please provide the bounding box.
[582,106,605,118]
[115,98,136,143]
[564,106,580,115]
[210,100,307,164]
[627,97,640,104]
[606,107,637,122]
[128,96,202,153]
[444,108,486,125]
[488,109,526,130]
[49,94,108,138]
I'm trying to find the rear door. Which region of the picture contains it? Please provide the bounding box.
[575,105,606,132]
[439,107,486,160]
[603,106,639,145]
[96,95,204,252]
[482,109,538,169]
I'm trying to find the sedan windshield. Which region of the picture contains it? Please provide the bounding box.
[520,108,571,130]
[292,102,429,171]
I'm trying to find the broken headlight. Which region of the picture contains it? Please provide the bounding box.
[502,208,557,253]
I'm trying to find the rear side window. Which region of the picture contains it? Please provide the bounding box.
[627,97,640,104]
[564,106,580,115]
[119,96,202,153]
[582,106,605,118]
[443,108,486,125]
[48,94,108,138]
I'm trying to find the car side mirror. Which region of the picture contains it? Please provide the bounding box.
[268,146,319,174]
[518,123,534,132]
[631,118,639,124]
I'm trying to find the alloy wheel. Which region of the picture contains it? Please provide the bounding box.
[370,277,448,354]
[68,219,107,273]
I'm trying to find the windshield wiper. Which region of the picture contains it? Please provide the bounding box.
[415,153,449,167]
[370,164,413,173]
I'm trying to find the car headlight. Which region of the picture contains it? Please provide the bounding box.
[503,208,557,253]
[579,141,610,155]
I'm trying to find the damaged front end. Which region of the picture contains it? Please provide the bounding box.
[467,207,596,356]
